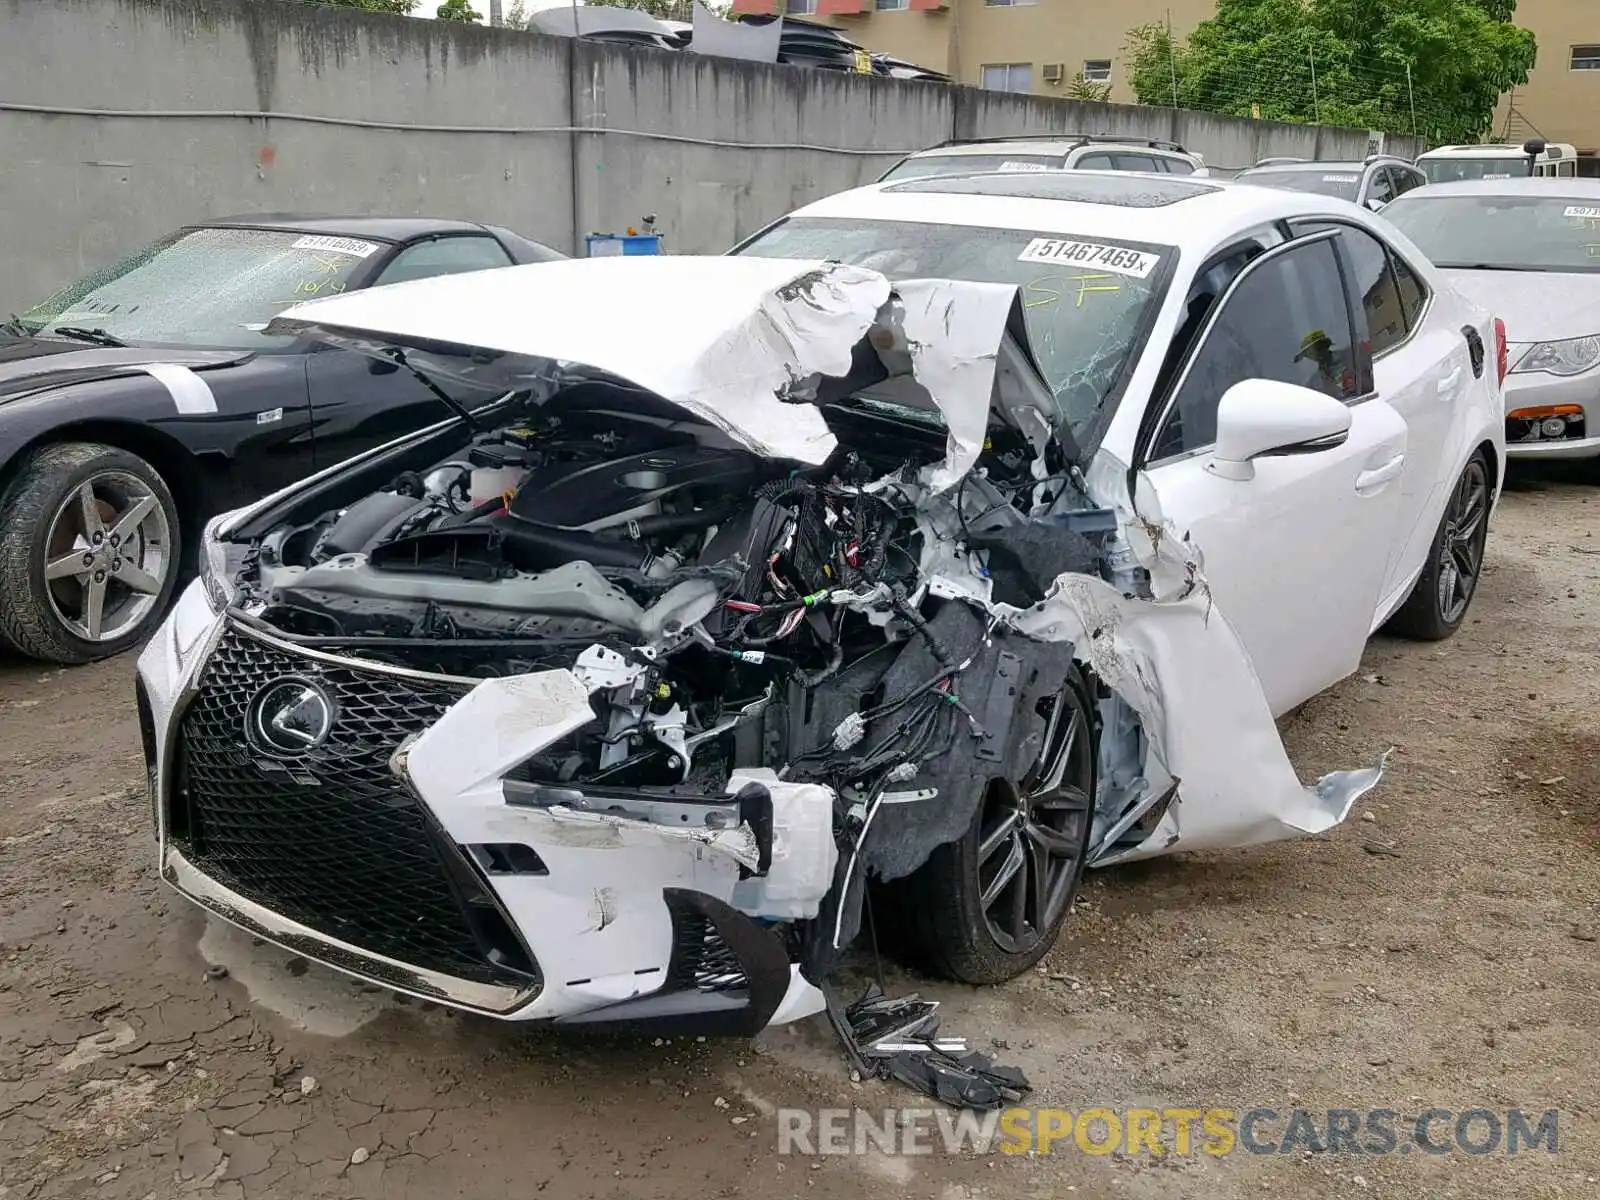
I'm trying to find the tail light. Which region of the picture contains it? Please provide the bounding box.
[1494,317,1509,387]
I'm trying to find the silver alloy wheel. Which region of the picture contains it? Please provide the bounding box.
[976,689,1093,954]
[42,470,172,643]
[1436,457,1489,626]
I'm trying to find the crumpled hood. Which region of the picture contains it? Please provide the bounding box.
[1438,268,1600,343]
[267,256,1048,477]
[0,336,250,404]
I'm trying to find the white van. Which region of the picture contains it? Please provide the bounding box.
[1416,139,1579,183]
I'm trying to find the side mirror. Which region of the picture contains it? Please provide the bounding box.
[1366,197,1387,212]
[1207,379,1353,481]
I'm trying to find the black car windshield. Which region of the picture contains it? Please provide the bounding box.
[1238,168,1362,200]
[13,227,380,349]
[880,153,1063,182]
[1383,194,1600,272]
[733,216,1173,441]
[1420,157,1525,183]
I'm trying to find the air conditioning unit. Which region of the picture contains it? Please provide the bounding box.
[1042,62,1065,85]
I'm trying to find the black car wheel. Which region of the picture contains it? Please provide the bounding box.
[880,672,1096,984]
[1385,449,1492,641]
[0,442,182,664]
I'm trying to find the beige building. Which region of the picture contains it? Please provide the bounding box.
[732,0,1215,105]
[728,0,1598,157]
[1496,0,1600,154]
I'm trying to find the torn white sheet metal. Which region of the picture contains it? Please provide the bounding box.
[999,563,1386,861]
[892,278,1016,494]
[268,256,892,467]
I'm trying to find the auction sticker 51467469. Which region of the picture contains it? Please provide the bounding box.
[1017,238,1160,279]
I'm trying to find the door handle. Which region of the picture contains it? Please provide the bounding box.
[1355,454,1405,493]
[1437,366,1463,395]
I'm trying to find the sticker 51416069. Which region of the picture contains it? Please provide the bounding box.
[1016,238,1160,279]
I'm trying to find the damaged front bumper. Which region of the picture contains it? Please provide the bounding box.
[137,598,828,1033]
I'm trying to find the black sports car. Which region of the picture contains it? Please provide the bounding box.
[0,215,563,665]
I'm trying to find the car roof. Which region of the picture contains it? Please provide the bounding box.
[777,170,1359,246]
[1416,144,1547,158]
[1393,178,1600,199]
[198,215,496,242]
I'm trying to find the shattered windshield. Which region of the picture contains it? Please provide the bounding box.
[734,216,1173,441]
[1237,168,1363,200]
[12,227,379,349]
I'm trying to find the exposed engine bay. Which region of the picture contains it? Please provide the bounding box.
[234,372,1145,973]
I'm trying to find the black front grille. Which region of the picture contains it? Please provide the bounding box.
[172,624,537,988]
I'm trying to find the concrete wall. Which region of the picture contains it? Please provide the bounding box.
[0,0,1422,312]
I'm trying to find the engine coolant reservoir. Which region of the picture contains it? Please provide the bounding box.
[468,466,527,506]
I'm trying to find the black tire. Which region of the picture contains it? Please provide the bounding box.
[877,671,1097,984]
[0,442,183,664]
[1384,449,1492,642]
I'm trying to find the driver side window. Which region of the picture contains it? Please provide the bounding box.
[1152,238,1359,461]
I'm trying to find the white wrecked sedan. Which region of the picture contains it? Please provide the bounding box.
[136,173,1505,1035]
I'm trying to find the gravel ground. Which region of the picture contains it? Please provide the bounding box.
[1,465,1595,1200]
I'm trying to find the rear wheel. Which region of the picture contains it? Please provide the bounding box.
[0,442,182,664]
[880,673,1096,984]
[1385,449,1491,641]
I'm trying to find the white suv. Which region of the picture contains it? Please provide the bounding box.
[878,134,1208,183]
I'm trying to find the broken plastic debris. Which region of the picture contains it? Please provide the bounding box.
[827,984,1030,1111]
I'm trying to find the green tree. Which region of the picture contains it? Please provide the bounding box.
[311,0,417,13]
[1124,0,1537,143]
[436,0,483,17]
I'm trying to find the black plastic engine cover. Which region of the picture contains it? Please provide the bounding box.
[507,446,765,531]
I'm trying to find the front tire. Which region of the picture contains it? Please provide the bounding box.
[881,672,1096,984]
[1385,449,1491,641]
[0,442,182,664]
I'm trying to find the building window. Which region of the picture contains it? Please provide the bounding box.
[785,0,817,13]
[1571,45,1600,70]
[876,0,908,9]
[980,63,1034,92]
[1082,59,1112,83]
[984,0,1039,8]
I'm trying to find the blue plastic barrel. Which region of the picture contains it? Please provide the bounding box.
[585,233,664,257]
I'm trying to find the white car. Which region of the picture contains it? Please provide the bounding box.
[878,134,1208,183]
[136,172,1504,1037]
[1416,140,1579,183]
[1381,178,1600,460]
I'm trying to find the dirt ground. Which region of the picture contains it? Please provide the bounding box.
[1,464,1596,1200]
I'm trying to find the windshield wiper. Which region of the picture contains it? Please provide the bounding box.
[50,325,128,347]
[386,347,479,431]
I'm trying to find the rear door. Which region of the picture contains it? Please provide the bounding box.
[1135,230,1408,716]
[1289,219,1460,612]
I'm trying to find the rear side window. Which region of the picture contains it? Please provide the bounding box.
[1390,250,1429,332]
[1337,226,1407,353]
[1154,238,1359,460]
[1163,157,1196,176]
[1366,169,1396,205]
[1115,153,1161,173]
[1076,152,1115,170]
[1292,218,1433,348]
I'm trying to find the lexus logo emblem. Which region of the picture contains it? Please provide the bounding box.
[248,679,335,755]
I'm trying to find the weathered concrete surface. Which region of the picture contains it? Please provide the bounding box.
[0,0,1421,311]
